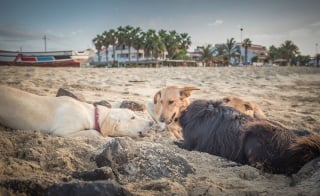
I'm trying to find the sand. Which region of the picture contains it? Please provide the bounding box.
[0,66,319,195]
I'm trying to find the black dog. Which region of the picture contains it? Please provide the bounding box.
[177,100,320,175]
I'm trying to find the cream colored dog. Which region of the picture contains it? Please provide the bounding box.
[0,85,153,138]
[147,86,199,140]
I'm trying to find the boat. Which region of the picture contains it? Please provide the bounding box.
[72,49,95,64]
[0,49,94,67]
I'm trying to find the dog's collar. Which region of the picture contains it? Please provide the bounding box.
[93,103,101,133]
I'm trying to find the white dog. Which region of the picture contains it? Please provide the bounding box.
[0,85,153,138]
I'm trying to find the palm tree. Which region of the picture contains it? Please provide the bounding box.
[92,34,103,62]
[200,44,214,66]
[158,29,168,59]
[102,31,112,63]
[153,33,165,59]
[223,38,240,66]
[268,45,278,64]
[143,29,155,59]
[280,40,299,66]
[144,29,165,60]
[132,31,145,62]
[179,33,192,51]
[116,26,126,60]
[296,55,311,66]
[242,38,252,64]
[123,25,137,64]
[107,29,117,65]
[159,30,179,59]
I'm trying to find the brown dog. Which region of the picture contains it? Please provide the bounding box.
[147,86,199,140]
[222,96,266,119]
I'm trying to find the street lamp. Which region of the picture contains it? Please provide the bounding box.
[240,28,243,65]
[316,43,319,67]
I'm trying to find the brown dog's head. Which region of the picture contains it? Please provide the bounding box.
[153,86,199,125]
[222,96,266,119]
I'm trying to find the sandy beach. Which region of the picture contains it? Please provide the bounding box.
[0,66,319,195]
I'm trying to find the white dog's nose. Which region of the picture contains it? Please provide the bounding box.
[149,121,154,127]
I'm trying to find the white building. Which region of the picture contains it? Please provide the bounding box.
[93,44,167,63]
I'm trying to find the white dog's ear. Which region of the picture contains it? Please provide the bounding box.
[153,90,161,104]
[180,86,200,98]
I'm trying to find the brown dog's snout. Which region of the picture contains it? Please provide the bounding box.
[159,115,166,123]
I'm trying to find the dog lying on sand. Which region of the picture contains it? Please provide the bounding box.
[147,86,199,140]
[177,100,320,175]
[0,85,153,138]
[147,85,266,140]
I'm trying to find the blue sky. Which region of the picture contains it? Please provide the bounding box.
[1,0,320,55]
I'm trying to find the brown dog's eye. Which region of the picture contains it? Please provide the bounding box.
[168,100,174,105]
[131,116,135,120]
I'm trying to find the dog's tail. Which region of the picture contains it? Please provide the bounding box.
[284,133,320,174]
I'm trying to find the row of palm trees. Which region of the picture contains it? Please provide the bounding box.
[200,37,243,66]
[200,37,255,66]
[93,26,312,66]
[199,38,309,66]
[268,40,300,65]
[92,25,191,64]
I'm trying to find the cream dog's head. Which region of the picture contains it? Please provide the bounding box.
[100,108,153,138]
[153,86,199,125]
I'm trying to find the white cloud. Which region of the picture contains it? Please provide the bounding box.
[208,20,224,26]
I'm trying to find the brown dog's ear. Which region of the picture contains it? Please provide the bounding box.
[153,90,161,104]
[222,97,231,103]
[180,86,200,98]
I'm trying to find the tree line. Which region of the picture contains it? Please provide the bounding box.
[93,26,319,67]
[92,25,191,64]
[200,38,318,66]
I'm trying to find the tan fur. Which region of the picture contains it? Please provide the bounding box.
[222,96,266,119]
[148,86,199,140]
[0,85,153,138]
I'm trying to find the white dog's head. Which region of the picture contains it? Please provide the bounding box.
[100,108,153,138]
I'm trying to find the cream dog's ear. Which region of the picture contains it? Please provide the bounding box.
[180,86,200,98]
[153,90,161,104]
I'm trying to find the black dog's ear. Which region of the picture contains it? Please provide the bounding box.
[180,86,200,98]
[153,90,161,104]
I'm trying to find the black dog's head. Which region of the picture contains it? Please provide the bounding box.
[179,100,252,154]
[179,100,250,130]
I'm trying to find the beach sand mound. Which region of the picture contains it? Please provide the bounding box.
[0,66,320,195]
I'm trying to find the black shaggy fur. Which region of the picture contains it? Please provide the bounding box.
[178,100,320,175]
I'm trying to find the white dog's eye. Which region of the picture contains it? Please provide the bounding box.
[131,116,135,120]
[168,100,174,105]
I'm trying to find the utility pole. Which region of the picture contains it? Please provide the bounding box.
[240,28,243,65]
[43,35,47,52]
